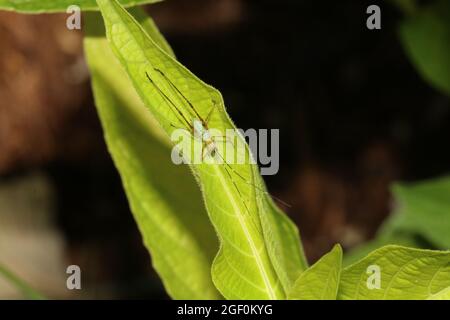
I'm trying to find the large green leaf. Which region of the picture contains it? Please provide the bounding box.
[0,263,45,299]
[0,0,160,13]
[338,245,450,300]
[288,245,342,300]
[84,9,220,300]
[428,286,450,300]
[399,0,450,95]
[95,0,307,299]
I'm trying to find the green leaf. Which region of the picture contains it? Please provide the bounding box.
[338,245,450,300]
[288,245,342,300]
[95,0,307,299]
[428,286,450,300]
[84,10,221,300]
[0,0,160,13]
[345,176,450,265]
[399,0,450,95]
[388,176,450,248]
[0,263,45,299]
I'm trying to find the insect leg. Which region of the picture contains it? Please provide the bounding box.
[214,145,292,208]
[145,71,193,131]
[153,68,205,122]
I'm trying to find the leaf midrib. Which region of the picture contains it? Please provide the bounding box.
[212,164,279,299]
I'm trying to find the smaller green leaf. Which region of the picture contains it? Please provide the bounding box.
[345,176,450,265]
[0,0,161,13]
[288,244,342,300]
[388,176,450,248]
[399,0,450,95]
[339,245,450,300]
[0,263,45,299]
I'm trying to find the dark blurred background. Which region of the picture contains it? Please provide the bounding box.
[0,0,449,298]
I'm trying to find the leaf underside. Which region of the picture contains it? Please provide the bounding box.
[339,246,450,300]
[95,0,307,300]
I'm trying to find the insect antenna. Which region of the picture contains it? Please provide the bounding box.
[145,71,193,131]
[153,68,206,123]
[148,70,291,208]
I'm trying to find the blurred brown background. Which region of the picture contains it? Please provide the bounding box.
[0,0,449,298]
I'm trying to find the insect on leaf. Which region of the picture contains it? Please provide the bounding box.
[96,0,308,299]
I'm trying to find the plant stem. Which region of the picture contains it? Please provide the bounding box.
[0,263,46,300]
